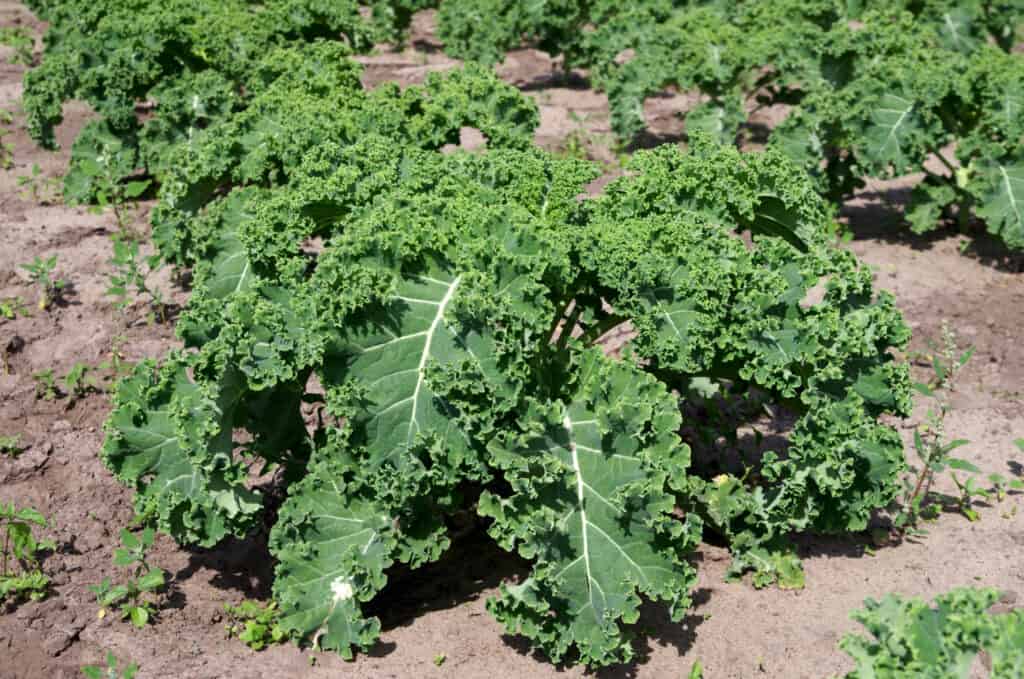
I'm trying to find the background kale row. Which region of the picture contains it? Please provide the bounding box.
[20,0,435,203]
[432,0,1024,249]
[22,1,1024,249]
[95,49,912,665]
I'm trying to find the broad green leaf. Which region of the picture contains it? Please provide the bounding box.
[686,97,743,146]
[137,568,166,592]
[739,195,812,253]
[129,606,149,628]
[123,180,151,198]
[206,231,256,300]
[272,467,398,660]
[332,266,473,470]
[912,381,935,397]
[483,351,698,666]
[974,160,1024,249]
[102,356,262,547]
[935,9,981,53]
[863,93,918,174]
[946,457,979,473]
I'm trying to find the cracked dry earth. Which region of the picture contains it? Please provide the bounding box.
[1,5,1022,679]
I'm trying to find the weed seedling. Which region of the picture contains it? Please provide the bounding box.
[91,527,165,628]
[32,369,60,401]
[17,163,62,205]
[77,156,150,236]
[21,255,66,310]
[893,324,979,534]
[0,434,23,457]
[0,296,30,320]
[107,235,168,324]
[64,362,102,408]
[0,109,14,170]
[98,334,134,381]
[0,27,33,66]
[223,600,287,650]
[82,651,138,679]
[0,503,54,603]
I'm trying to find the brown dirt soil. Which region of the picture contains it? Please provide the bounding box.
[1,6,1022,679]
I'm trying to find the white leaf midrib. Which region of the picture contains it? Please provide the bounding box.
[406,275,462,446]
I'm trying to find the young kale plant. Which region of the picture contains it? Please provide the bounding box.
[91,527,165,628]
[0,503,54,603]
[21,254,66,310]
[102,98,910,674]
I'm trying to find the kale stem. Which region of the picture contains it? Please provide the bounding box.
[547,295,576,345]
[579,313,627,347]
[2,522,9,577]
[556,303,583,351]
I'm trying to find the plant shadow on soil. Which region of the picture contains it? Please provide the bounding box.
[842,188,1024,273]
[170,512,713,667]
[498,587,712,679]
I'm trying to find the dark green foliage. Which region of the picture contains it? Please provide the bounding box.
[435,0,1024,248]
[100,55,910,665]
[841,588,1024,678]
[21,0,422,200]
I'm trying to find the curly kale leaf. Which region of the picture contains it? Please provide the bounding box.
[151,57,537,267]
[21,0,392,194]
[482,350,701,667]
[101,353,262,546]
[841,588,1024,678]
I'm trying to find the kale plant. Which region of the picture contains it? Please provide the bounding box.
[100,57,910,666]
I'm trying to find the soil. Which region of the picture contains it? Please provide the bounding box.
[0,6,1022,679]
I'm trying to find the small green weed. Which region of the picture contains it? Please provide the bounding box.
[21,255,67,310]
[91,527,165,628]
[0,296,31,320]
[32,369,60,401]
[82,651,138,679]
[0,27,33,66]
[17,163,62,205]
[223,600,287,650]
[0,110,14,170]
[894,324,973,532]
[0,503,54,603]
[76,156,150,236]
[107,235,168,324]
[0,434,23,457]
[64,362,102,408]
[893,324,1022,534]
